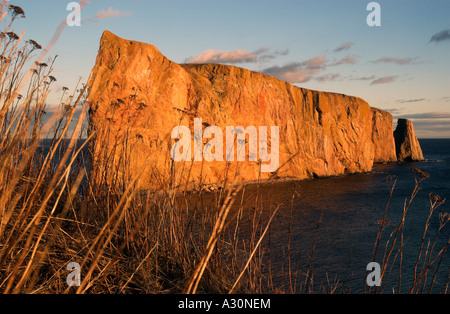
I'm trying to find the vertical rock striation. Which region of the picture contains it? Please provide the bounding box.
[87,31,423,190]
[371,108,398,163]
[394,119,425,162]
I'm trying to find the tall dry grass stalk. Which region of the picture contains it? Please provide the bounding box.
[0,3,285,294]
[0,3,448,295]
[0,3,91,293]
[367,168,449,294]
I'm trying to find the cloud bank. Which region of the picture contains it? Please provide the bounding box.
[186,49,258,64]
[186,46,290,64]
[262,55,327,83]
[186,42,415,87]
[401,112,450,120]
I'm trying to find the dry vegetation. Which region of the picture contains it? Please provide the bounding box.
[0,3,448,294]
[0,3,284,294]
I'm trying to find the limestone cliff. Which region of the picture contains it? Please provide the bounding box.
[394,119,425,162]
[87,31,420,190]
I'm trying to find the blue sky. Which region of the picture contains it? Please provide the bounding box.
[8,0,450,137]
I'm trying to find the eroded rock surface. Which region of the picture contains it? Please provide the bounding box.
[87,31,421,190]
[394,119,425,162]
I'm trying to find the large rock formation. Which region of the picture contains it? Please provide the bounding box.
[394,119,425,162]
[372,108,398,163]
[87,31,421,190]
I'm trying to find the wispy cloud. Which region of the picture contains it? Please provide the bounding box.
[186,46,289,64]
[396,98,426,104]
[261,52,358,84]
[262,55,327,83]
[252,47,269,55]
[334,42,355,52]
[349,75,377,81]
[401,112,450,119]
[384,108,404,116]
[346,74,401,86]
[256,48,290,61]
[315,73,341,82]
[276,49,289,56]
[302,55,328,69]
[429,29,450,43]
[83,7,132,23]
[370,76,398,85]
[372,57,419,65]
[330,55,358,66]
[95,7,132,20]
[186,49,258,64]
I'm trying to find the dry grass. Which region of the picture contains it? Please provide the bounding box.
[0,3,448,295]
[0,3,280,293]
[367,169,449,294]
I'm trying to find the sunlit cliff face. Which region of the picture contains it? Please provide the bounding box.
[87,31,423,190]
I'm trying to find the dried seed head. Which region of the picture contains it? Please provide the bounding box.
[35,61,48,68]
[429,193,445,206]
[8,5,25,18]
[439,212,449,226]
[6,32,19,41]
[28,39,42,50]
[411,168,430,180]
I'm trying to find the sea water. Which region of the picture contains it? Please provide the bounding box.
[233,139,450,294]
[37,138,450,293]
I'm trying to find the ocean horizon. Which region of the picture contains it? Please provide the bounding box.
[223,138,450,293]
